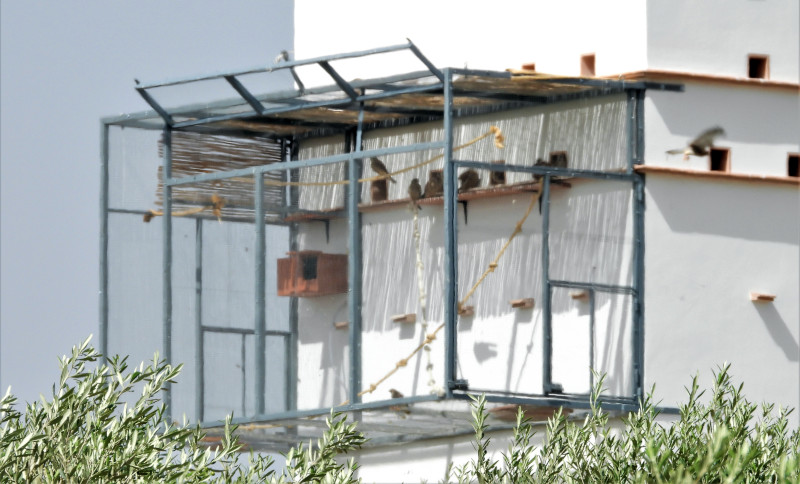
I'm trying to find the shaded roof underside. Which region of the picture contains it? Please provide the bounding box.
[110,71,672,140]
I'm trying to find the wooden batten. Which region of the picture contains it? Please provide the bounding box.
[458,305,475,317]
[510,298,535,309]
[750,292,776,302]
[391,313,417,324]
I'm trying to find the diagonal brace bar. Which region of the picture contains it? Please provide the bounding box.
[318,61,358,100]
[225,75,265,114]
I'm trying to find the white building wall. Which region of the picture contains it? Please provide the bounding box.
[645,82,800,176]
[644,175,800,415]
[294,0,647,81]
[646,0,800,82]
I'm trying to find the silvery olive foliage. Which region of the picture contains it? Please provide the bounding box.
[449,368,800,483]
[0,337,364,483]
[2,338,798,483]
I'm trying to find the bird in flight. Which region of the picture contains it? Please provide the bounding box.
[370,157,397,183]
[666,126,725,161]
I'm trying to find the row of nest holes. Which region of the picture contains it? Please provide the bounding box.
[710,149,799,177]
[371,152,567,202]
[371,151,799,202]
[523,54,773,80]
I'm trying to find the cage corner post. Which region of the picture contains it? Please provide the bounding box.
[286,137,300,414]
[631,87,646,401]
[255,170,267,416]
[541,175,553,394]
[162,126,174,420]
[442,68,458,398]
[99,121,110,365]
[347,107,365,405]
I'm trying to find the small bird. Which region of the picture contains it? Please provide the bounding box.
[666,126,725,161]
[458,169,481,192]
[423,172,443,198]
[370,157,396,183]
[532,158,551,182]
[388,388,411,414]
[490,168,506,186]
[408,178,423,210]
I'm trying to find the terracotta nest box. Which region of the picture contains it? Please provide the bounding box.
[277,251,348,297]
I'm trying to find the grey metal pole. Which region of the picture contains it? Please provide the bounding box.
[632,89,646,401]
[99,122,110,364]
[626,90,637,174]
[287,139,299,412]
[442,69,458,397]
[162,128,173,420]
[347,110,364,404]
[195,218,204,422]
[589,289,596,390]
[541,175,552,393]
[255,172,267,415]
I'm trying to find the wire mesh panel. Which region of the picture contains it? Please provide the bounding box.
[453,94,629,175]
[204,332,255,422]
[548,181,633,287]
[107,212,163,367]
[592,292,634,398]
[551,287,592,395]
[454,194,545,395]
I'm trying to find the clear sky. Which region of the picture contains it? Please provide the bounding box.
[0,1,294,405]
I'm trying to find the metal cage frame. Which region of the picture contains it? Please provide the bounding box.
[100,41,682,448]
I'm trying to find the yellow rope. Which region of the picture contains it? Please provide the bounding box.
[144,194,226,222]
[145,126,503,223]
[257,126,504,187]
[337,127,508,406]
[458,180,541,310]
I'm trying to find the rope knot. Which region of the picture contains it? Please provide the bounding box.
[488,262,498,272]
[397,359,408,368]
[367,384,377,393]
[490,126,505,149]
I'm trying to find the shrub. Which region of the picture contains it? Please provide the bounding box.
[0,337,365,483]
[450,368,800,483]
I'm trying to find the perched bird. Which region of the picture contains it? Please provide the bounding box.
[532,158,551,182]
[408,178,423,210]
[458,169,481,192]
[370,157,396,183]
[490,168,506,186]
[666,126,725,161]
[388,388,410,414]
[423,172,443,198]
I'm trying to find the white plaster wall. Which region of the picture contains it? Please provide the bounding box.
[644,174,800,416]
[646,0,800,82]
[645,82,800,176]
[294,0,647,82]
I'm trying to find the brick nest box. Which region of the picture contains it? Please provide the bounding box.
[277,251,348,297]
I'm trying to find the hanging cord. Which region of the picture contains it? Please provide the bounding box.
[457,180,541,311]
[143,127,503,221]
[336,127,508,406]
[261,126,504,187]
[411,206,445,397]
[338,177,542,406]
[143,193,225,223]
